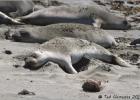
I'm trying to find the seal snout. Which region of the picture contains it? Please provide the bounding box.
[123,20,131,29]
[12,33,22,42]
[24,57,38,70]
[12,30,30,42]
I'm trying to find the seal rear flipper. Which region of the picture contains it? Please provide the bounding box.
[112,55,132,67]
[14,17,25,25]
[85,54,132,67]
[0,12,24,25]
[10,18,25,25]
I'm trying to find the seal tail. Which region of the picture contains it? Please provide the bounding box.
[112,55,132,67]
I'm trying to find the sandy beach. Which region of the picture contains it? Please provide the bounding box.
[0,0,140,100]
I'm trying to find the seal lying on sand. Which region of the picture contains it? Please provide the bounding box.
[0,11,22,25]
[130,38,140,45]
[24,37,131,74]
[0,0,34,17]
[18,5,131,30]
[7,23,117,48]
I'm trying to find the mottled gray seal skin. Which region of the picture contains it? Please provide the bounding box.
[0,0,34,17]
[8,23,117,48]
[19,5,131,30]
[0,11,22,25]
[24,37,131,74]
[130,38,140,45]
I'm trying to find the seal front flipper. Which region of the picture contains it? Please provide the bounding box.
[111,55,132,67]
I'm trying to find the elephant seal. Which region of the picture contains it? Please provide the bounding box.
[18,4,131,30]
[130,38,140,45]
[0,11,22,25]
[24,37,131,74]
[0,0,34,17]
[7,23,117,48]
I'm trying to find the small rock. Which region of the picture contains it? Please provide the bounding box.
[18,89,35,95]
[4,50,12,55]
[98,95,102,99]
[82,80,101,92]
[6,78,10,80]
[13,64,21,68]
[130,54,139,63]
[30,80,33,83]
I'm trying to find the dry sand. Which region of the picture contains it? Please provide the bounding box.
[0,0,140,100]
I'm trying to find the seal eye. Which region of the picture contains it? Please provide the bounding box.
[31,53,38,58]
[123,20,128,25]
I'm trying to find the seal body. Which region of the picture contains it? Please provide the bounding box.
[24,37,131,74]
[19,4,131,30]
[19,5,93,25]
[0,0,34,17]
[0,11,22,25]
[9,23,117,48]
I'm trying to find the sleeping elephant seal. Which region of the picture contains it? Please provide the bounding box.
[24,37,132,74]
[18,4,131,30]
[0,0,34,17]
[0,11,23,25]
[7,23,117,48]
